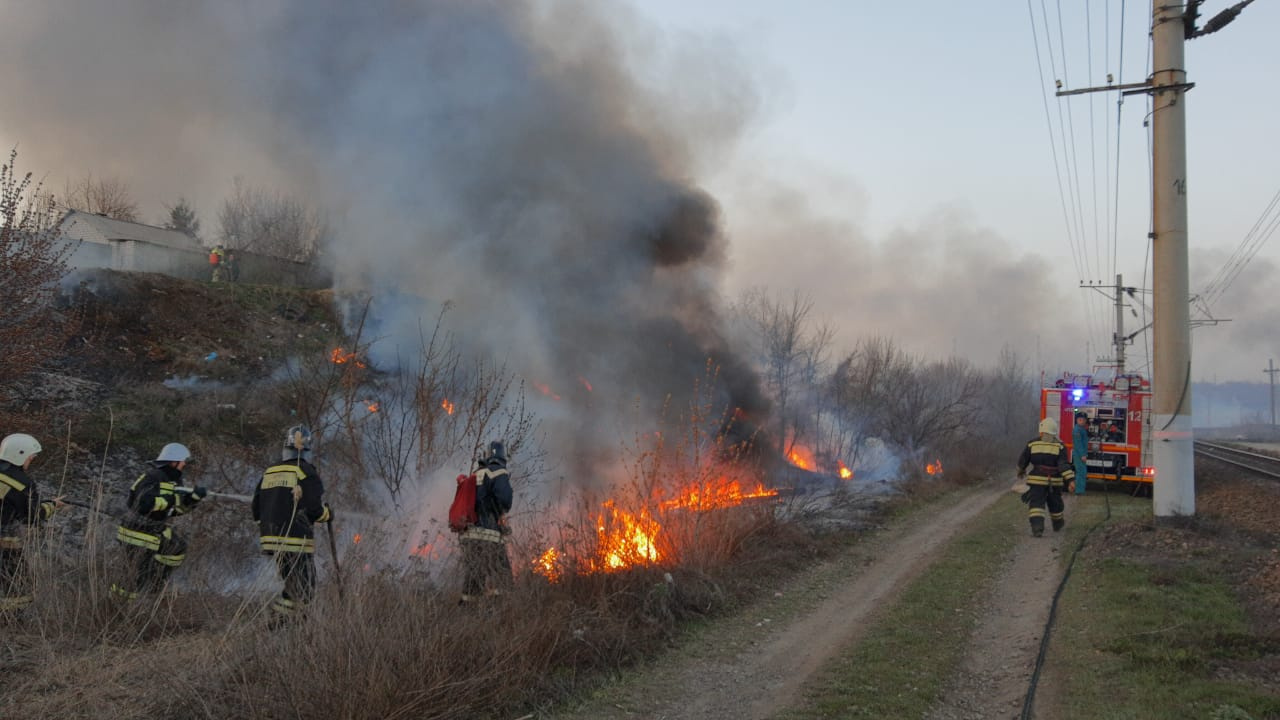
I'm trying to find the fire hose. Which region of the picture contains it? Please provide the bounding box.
[175,487,253,503]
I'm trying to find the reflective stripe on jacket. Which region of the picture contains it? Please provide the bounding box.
[253,459,327,554]
[1017,437,1072,486]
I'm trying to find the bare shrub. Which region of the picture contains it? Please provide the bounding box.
[61,172,139,222]
[217,177,328,262]
[0,149,75,390]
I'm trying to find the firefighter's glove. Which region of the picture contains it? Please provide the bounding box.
[319,504,334,523]
[192,486,209,501]
[1020,491,1031,504]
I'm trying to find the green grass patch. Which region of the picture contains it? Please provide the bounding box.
[780,491,1022,720]
[1048,493,1280,720]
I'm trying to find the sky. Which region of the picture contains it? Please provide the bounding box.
[631,0,1280,383]
[0,0,1275,383]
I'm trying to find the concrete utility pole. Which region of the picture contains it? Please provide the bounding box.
[1112,275,1125,376]
[1052,0,1257,517]
[1150,0,1195,517]
[1266,359,1279,429]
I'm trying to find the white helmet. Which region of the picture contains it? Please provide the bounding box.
[0,433,41,465]
[1038,418,1058,435]
[155,442,191,463]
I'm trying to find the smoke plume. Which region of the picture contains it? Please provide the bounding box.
[0,0,767,477]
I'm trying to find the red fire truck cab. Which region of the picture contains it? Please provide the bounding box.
[1040,372,1154,485]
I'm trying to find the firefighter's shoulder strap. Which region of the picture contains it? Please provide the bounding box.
[0,471,26,499]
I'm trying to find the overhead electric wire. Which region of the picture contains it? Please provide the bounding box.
[1202,187,1280,306]
[1046,0,1106,355]
[1027,0,1101,349]
[1054,0,1097,294]
[1112,0,1128,282]
[1039,0,1090,282]
[1086,0,1103,286]
[1104,0,1114,283]
[1210,199,1280,304]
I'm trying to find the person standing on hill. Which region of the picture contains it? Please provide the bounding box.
[111,443,207,601]
[225,249,241,283]
[459,440,513,604]
[1072,411,1090,495]
[0,434,64,614]
[253,425,332,622]
[1016,418,1073,537]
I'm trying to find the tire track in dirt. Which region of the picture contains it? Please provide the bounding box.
[550,484,1006,720]
[924,508,1067,720]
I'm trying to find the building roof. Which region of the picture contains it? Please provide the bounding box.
[58,210,203,252]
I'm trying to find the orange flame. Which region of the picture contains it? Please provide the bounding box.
[534,547,562,582]
[593,500,661,570]
[838,461,853,480]
[787,444,816,471]
[330,347,367,368]
[533,381,561,401]
[926,459,943,475]
[410,543,435,559]
[660,475,777,511]
[441,398,455,415]
[352,533,362,544]
[366,402,379,413]
[578,376,593,392]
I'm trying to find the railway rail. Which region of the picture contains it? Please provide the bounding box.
[1193,440,1280,480]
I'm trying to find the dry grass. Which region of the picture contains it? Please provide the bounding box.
[1,468,826,720]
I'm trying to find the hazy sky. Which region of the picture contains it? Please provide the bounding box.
[631,0,1279,383]
[1,0,1274,382]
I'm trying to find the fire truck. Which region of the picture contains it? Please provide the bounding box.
[1040,372,1154,486]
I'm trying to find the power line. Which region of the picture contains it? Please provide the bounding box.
[1027,0,1099,347]
[1202,186,1280,306]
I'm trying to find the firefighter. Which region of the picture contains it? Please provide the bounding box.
[111,443,207,601]
[209,244,226,282]
[460,440,513,604]
[1016,418,1074,537]
[253,425,332,621]
[1072,410,1090,495]
[0,434,64,614]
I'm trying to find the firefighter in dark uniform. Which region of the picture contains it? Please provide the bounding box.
[253,425,332,620]
[460,440,514,603]
[111,443,207,600]
[0,434,64,613]
[1016,418,1075,537]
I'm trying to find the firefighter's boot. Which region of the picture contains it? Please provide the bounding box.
[1052,518,1065,533]
[1030,518,1045,537]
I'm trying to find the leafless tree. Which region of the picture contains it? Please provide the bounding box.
[61,172,139,222]
[0,149,75,388]
[828,336,915,463]
[736,288,831,457]
[217,177,328,262]
[881,356,983,455]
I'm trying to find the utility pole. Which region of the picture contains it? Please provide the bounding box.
[1084,274,1131,376]
[1266,359,1278,429]
[1051,0,1256,517]
[1113,275,1125,376]
[1150,0,1194,517]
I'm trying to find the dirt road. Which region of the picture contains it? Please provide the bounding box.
[551,483,1063,720]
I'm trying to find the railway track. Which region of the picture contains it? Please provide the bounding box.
[1194,440,1280,479]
